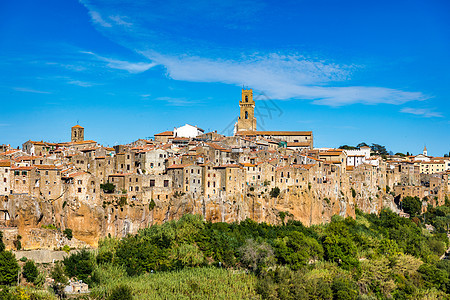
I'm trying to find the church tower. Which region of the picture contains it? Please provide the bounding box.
[235,89,257,133]
[423,145,428,156]
[71,124,84,142]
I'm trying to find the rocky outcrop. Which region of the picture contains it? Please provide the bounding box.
[1,184,397,250]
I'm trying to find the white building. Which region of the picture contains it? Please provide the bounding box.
[344,146,371,167]
[173,124,204,138]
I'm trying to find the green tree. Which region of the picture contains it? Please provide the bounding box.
[22,260,39,283]
[63,228,73,240]
[63,249,94,283]
[0,251,19,286]
[100,182,115,193]
[0,231,19,286]
[402,196,421,217]
[269,187,280,198]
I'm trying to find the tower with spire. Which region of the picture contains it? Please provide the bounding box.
[423,145,428,156]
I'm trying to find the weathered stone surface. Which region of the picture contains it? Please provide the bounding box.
[0,187,397,250]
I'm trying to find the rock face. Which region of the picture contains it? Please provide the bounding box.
[0,185,397,249]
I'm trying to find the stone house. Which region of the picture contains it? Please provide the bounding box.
[0,160,11,195]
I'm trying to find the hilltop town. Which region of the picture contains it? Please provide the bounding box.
[0,89,449,250]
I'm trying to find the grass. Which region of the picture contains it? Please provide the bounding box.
[91,264,260,300]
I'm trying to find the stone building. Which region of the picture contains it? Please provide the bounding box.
[0,160,11,195]
[71,125,84,142]
[235,89,257,132]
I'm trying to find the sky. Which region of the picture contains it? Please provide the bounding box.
[0,0,449,156]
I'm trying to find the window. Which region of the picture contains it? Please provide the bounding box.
[78,180,82,184]
[45,171,48,175]
[150,179,155,187]
[130,186,133,191]
[136,187,139,192]
[78,188,82,193]
[245,95,248,102]
[164,180,169,187]
[245,111,248,119]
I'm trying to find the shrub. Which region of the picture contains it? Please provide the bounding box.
[23,260,39,283]
[108,285,133,300]
[270,187,280,198]
[63,228,73,240]
[100,182,115,193]
[0,251,19,286]
[63,249,94,284]
[149,199,156,211]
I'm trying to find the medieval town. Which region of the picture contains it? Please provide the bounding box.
[0,89,448,250]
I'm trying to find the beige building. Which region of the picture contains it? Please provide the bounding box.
[420,160,446,174]
[71,125,84,142]
[235,89,257,132]
[0,160,11,195]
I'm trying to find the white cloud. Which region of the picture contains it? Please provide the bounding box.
[67,80,95,87]
[400,107,443,118]
[109,15,132,27]
[81,51,157,73]
[154,96,197,106]
[147,53,427,106]
[88,10,112,27]
[80,2,429,107]
[13,87,51,94]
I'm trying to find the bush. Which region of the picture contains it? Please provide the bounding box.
[100,182,116,193]
[0,251,19,286]
[402,196,421,217]
[270,187,280,198]
[63,249,94,284]
[108,284,133,300]
[63,228,73,240]
[23,260,39,283]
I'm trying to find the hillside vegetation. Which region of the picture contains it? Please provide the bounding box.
[1,204,449,299]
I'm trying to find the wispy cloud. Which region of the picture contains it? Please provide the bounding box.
[150,53,427,106]
[13,87,51,94]
[88,10,112,27]
[154,96,197,106]
[400,107,443,118]
[109,15,132,27]
[67,80,95,87]
[80,1,429,107]
[82,51,156,73]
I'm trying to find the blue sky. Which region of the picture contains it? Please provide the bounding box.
[0,0,449,155]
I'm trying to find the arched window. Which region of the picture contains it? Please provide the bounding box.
[245,111,248,119]
[245,95,248,102]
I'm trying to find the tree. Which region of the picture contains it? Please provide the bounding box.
[339,145,357,150]
[51,262,68,298]
[371,143,389,155]
[402,196,421,217]
[100,182,115,193]
[239,239,275,272]
[357,142,369,148]
[270,187,280,198]
[63,249,94,283]
[63,228,73,240]
[0,251,19,286]
[0,231,19,286]
[23,260,39,283]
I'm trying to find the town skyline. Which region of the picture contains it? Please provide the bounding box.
[1,0,449,156]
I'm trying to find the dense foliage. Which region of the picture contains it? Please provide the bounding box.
[0,231,19,286]
[74,205,449,299]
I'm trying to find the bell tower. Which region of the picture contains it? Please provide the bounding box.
[71,124,84,142]
[235,89,257,133]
